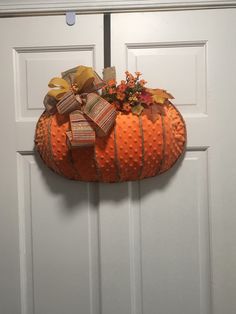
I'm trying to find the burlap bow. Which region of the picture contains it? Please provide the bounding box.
[44,66,117,147]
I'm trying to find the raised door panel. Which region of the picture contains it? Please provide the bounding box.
[18,155,100,314]
[127,42,207,115]
[139,151,210,314]
[15,46,95,119]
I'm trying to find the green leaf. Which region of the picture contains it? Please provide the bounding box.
[131,104,144,116]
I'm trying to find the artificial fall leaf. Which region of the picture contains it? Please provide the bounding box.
[131,104,144,116]
[144,103,166,122]
[147,88,174,100]
[152,95,165,104]
[139,91,153,105]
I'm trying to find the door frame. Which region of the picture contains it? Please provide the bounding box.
[0,0,235,17]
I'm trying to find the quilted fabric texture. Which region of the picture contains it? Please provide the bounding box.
[35,101,186,182]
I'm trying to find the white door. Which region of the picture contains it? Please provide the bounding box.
[0,15,104,314]
[111,10,236,314]
[0,9,236,314]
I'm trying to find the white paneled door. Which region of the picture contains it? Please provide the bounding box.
[0,15,104,314]
[111,10,236,314]
[0,10,236,314]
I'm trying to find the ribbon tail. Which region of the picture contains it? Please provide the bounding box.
[83,93,117,136]
[67,110,96,147]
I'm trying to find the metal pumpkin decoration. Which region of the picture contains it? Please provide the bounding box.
[35,65,186,182]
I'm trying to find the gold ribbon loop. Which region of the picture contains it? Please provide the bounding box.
[44,65,117,148]
[48,77,70,100]
[74,66,95,92]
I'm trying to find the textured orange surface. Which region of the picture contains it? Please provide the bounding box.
[35,101,186,182]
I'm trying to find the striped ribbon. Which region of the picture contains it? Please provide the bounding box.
[56,91,82,115]
[84,93,117,136]
[66,111,96,147]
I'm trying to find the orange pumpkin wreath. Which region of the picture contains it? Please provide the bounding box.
[35,65,186,182]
